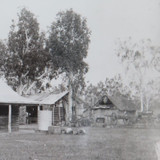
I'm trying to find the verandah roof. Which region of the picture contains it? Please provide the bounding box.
[0,80,39,105]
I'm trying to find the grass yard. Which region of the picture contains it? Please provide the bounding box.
[0,127,160,160]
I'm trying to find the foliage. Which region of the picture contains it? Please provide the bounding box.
[105,75,134,99]
[0,40,7,76]
[116,38,160,111]
[84,75,133,108]
[47,9,91,86]
[84,81,106,107]
[3,8,52,95]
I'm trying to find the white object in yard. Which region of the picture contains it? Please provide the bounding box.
[65,128,73,134]
[155,141,160,160]
[38,110,52,131]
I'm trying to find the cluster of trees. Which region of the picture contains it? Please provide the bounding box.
[0,8,91,123]
[83,38,160,113]
[116,38,160,112]
[83,74,132,107]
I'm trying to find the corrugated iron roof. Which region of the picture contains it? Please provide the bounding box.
[28,91,69,105]
[108,92,137,111]
[40,91,69,105]
[0,80,39,105]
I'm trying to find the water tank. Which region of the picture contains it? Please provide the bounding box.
[38,110,52,131]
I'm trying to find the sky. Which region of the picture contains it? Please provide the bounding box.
[0,0,160,85]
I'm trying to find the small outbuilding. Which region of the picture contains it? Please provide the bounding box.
[28,91,69,126]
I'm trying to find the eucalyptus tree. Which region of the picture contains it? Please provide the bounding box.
[5,8,52,95]
[0,40,7,76]
[116,38,160,112]
[47,9,91,123]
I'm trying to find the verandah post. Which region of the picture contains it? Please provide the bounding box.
[8,104,12,133]
[38,105,40,111]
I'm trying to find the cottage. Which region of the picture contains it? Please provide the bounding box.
[91,93,137,126]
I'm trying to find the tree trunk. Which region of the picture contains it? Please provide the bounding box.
[140,90,144,112]
[146,97,150,112]
[66,73,73,125]
[17,82,23,95]
[146,102,149,112]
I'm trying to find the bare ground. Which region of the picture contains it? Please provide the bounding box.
[0,127,160,160]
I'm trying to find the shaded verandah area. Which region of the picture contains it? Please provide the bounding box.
[0,80,39,132]
[0,79,70,132]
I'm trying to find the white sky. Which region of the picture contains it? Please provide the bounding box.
[0,0,160,85]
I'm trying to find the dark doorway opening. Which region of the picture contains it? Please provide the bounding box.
[26,106,38,124]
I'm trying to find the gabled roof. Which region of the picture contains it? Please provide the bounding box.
[92,95,115,110]
[28,91,69,105]
[0,80,39,105]
[92,93,137,111]
[108,92,137,111]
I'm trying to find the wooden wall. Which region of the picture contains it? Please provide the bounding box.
[52,98,67,126]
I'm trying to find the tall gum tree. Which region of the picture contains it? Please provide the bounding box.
[5,8,52,95]
[116,38,160,112]
[47,9,91,124]
[0,40,7,77]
